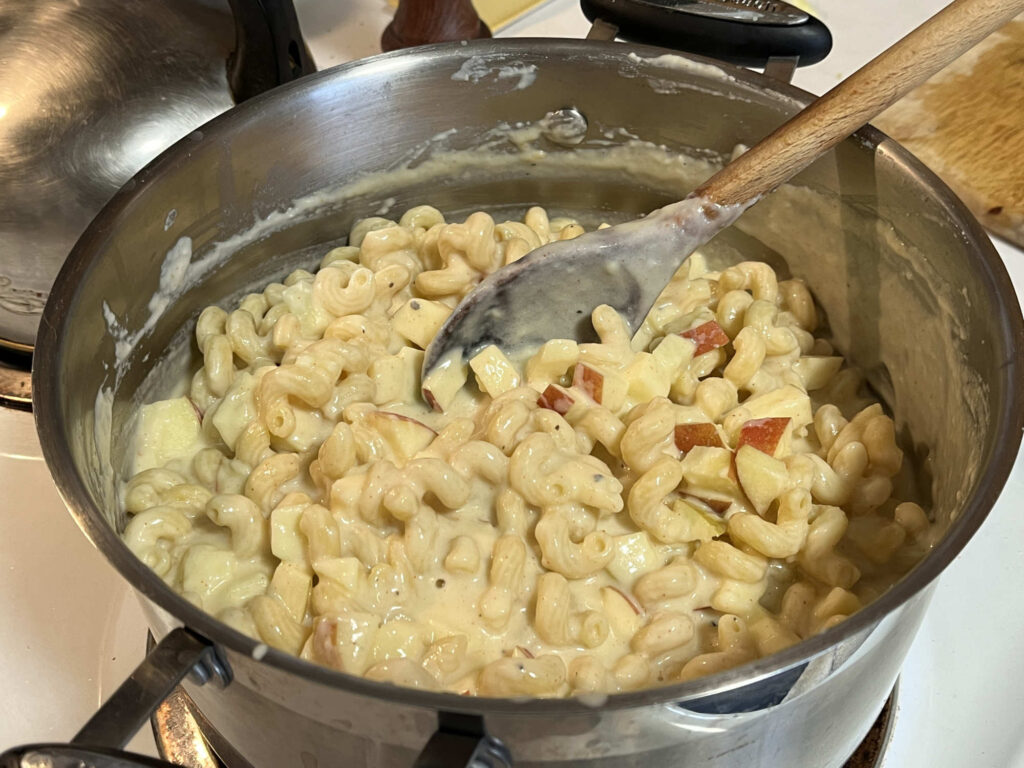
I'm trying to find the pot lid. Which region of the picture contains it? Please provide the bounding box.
[0,0,313,352]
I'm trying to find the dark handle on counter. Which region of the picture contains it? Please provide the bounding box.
[580,0,832,68]
[227,0,317,103]
[0,628,228,768]
[383,0,493,51]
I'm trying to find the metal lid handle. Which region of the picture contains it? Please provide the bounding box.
[580,0,833,67]
[227,0,316,102]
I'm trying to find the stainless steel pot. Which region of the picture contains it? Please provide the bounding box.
[24,40,1024,768]
[0,0,314,356]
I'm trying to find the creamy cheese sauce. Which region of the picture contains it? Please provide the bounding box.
[121,204,936,697]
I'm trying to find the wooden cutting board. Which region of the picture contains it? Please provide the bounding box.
[876,16,1024,246]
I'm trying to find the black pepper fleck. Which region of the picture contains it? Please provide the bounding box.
[436,578,446,588]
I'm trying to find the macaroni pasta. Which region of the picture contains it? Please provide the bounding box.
[122,205,933,697]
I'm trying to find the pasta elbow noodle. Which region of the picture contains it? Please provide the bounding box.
[207,494,267,558]
[244,452,301,511]
[314,263,376,317]
[535,509,614,579]
[121,205,932,697]
[628,458,689,544]
[477,655,566,697]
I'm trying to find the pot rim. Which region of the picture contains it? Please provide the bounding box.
[32,38,1024,715]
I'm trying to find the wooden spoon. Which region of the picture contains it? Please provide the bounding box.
[422,0,1024,392]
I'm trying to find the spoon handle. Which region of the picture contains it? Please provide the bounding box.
[697,0,1024,207]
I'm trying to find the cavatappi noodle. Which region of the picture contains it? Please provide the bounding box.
[122,205,933,697]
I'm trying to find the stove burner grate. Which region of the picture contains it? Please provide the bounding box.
[0,346,31,410]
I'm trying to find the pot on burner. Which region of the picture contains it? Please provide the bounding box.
[23,31,1024,768]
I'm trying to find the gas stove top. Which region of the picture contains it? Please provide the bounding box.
[1,1,1023,766]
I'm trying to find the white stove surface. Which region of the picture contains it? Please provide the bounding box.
[2,1,1023,765]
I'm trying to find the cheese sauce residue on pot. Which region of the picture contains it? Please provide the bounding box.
[120,204,937,697]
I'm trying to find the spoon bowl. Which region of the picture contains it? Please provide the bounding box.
[422,196,743,372]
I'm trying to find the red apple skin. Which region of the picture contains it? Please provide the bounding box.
[187,396,204,421]
[537,385,574,415]
[737,417,791,455]
[377,411,439,435]
[680,320,731,356]
[572,363,604,404]
[683,494,731,516]
[422,388,442,413]
[674,422,724,452]
[368,411,438,463]
[607,585,642,615]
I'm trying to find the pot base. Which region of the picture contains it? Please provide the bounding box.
[148,651,898,768]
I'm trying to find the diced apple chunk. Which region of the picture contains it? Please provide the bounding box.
[735,444,792,515]
[368,355,403,405]
[395,347,425,405]
[470,345,521,398]
[366,411,437,464]
[685,251,711,279]
[270,495,308,564]
[624,352,673,402]
[573,363,603,403]
[537,385,574,415]
[391,299,453,349]
[603,373,629,411]
[738,417,791,457]
[181,546,236,600]
[269,561,312,622]
[372,620,426,664]
[793,356,844,391]
[680,320,731,356]
[679,446,741,500]
[422,352,468,412]
[525,339,579,388]
[211,372,258,451]
[668,498,727,542]
[572,363,628,411]
[133,396,206,472]
[683,495,731,515]
[736,385,812,431]
[315,556,362,591]
[370,347,427,407]
[651,332,695,376]
[674,422,724,452]
[606,531,666,585]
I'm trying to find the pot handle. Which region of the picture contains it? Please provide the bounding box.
[0,628,228,768]
[579,0,832,68]
[227,0,317,103]
[413,712,513,768]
